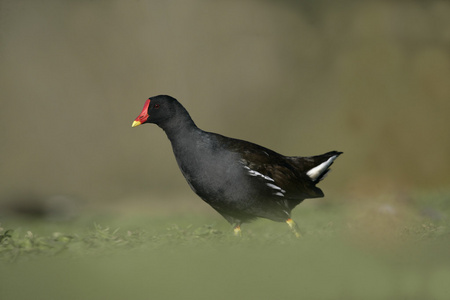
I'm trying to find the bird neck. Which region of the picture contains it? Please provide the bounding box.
[159,109,200,143]
[161,114,204,170]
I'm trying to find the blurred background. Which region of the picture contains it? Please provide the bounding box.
[1,0,449,216]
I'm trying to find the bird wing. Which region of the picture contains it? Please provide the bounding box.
[240,149,324,199]
[216,134,324,199]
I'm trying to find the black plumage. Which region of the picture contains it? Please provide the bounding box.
[132,95,342,236]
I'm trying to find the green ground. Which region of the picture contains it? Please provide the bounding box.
[1,192,449,300]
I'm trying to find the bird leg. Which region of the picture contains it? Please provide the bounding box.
[233,224,242,237]
[286,218,301,238]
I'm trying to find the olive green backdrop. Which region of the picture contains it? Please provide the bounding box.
[1,0,449,210]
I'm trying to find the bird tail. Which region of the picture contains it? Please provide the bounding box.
[306,151,342,182]
[289,151,343,183]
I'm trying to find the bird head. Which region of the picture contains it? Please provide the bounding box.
[131,95,178,127]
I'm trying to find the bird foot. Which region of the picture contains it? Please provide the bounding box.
[233,225,242,237]
[286,218,301,238]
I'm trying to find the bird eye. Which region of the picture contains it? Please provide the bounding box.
[154,104,160,109]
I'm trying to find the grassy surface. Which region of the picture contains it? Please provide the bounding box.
[1,192,450,300]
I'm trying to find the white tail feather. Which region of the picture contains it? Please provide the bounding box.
[306,156,337,181]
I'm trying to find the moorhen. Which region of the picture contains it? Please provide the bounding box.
[132,95,342,236]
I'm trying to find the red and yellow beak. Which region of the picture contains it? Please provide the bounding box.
[132,99,151,127]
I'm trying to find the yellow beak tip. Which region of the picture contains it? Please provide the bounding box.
[131,121,142,128]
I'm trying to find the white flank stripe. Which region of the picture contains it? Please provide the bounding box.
[243,166,275,182]
[243,165,286,197]
[306,156,337,181]
[266,183,286,193]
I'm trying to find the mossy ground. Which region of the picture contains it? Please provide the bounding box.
[1,192,449,299]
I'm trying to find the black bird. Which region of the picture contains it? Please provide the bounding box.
[132,95,342,236]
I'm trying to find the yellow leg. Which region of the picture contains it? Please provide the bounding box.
[286,218,301,238]
[233,225,242,237]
